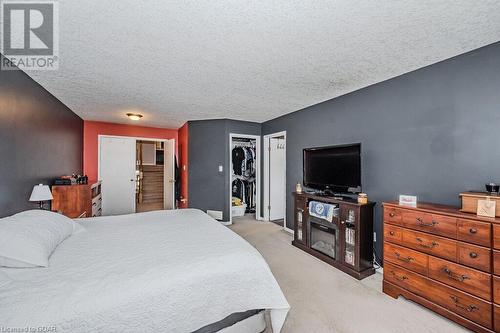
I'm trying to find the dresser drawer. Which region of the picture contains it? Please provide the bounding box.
[401,211,457,238]
[457,242,491,272]
[495,225,500,250]
[428,256,491,301]
[494,276,500,304]
[494,251,500,275]
[384,242,428,275]
[384,207,403,224]
[384,262,428,297]
[402,228,457,262]
[457,219,491,247]
[385,262,492,328]
[383,223,402,244]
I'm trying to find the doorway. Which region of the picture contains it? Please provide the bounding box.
[263,131,287,229]
[98,135,175,216]
[229,133,261,224]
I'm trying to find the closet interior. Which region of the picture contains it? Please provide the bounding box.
[231,137,257,218]
[136,140,164,212]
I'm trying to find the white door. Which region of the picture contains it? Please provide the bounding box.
[269,137,286,220]
[99,136,136,215]
[164,139,175,209]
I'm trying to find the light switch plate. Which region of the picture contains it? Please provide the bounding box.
[218,165,223,172]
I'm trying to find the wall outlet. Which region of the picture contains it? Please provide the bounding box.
[218,165,223,172]
[207,210,223,220]
[373,232,377,242]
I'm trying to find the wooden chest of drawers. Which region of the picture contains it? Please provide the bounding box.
[383,202,500,333]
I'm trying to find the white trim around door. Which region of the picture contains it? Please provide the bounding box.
[263,131,287,230]
[98,135,176,213]
[229,133,261,224]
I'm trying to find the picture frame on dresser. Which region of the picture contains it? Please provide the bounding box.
[383,201,500,333]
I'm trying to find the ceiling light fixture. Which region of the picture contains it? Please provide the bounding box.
[126,113,143,121]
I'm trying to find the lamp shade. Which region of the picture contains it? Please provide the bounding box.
[29,184,53,202]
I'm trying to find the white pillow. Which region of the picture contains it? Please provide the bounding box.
[0,210,74,268]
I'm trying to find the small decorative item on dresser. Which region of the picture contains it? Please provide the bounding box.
[477,197,496,218]
[399,194,417,207]
[357,193,368,204]
[461,191,500,217]
[295,183,303,194]
[486,183,500,195]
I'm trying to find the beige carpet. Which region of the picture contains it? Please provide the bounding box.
[229,215,469,333]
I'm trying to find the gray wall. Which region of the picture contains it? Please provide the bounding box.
[0,55,83,217]
[188,119,261,221]
[262,42,500,260]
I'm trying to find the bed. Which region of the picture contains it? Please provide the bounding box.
[0,209,289,332]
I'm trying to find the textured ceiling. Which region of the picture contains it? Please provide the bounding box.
[28,0,500,128]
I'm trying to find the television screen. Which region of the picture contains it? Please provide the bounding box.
[303,143,361,192]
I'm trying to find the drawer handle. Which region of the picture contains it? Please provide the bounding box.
[469,228,477,234]
[389,231,395,236]
[469,252,478,259]
[389,270,408,281]
[395,252,414,263]
[449,296,478,313]
[443,267,470,282]
[416,218,437,227]
[389,212,395,218]
[415,237,438,249]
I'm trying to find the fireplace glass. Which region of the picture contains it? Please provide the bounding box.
[310,219,339,259]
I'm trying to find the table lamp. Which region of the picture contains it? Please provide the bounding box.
[29,184,53,209]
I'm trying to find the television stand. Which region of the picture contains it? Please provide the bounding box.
[292,191,375,280]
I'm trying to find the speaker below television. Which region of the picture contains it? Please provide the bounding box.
[303,143,361,198]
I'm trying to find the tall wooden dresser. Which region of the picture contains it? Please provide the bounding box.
[51,181,102,218]
[383,201,500,333]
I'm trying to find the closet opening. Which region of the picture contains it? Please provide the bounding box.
[229,134,261,224]
[136,140,165,213]
[98,135,175,216]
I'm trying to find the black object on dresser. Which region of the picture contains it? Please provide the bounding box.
[292,192,376,279]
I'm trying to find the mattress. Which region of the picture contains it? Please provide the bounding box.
[0,209,289,332]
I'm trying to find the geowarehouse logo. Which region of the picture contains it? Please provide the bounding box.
[1,0,59,70]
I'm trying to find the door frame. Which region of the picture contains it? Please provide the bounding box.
[98,135,176,211]
[263,131,291,232]
[228,133,261,224]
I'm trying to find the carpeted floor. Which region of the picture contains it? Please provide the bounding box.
[229,215,468,333]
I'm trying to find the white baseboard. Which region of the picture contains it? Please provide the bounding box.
[220,221,232,226]
[283,227,294,234]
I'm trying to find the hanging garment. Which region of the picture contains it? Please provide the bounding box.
[232,179,246,203]
[232,147,246,176]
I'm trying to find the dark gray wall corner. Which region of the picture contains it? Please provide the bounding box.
[0,55,83,217]
[262,41,500,259]
[188,119,261,221]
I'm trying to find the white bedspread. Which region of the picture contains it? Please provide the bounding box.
[0,209,289,332]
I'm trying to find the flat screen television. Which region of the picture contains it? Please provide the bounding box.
[303,143,361,193]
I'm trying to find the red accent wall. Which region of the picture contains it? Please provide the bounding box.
[178,122,189,208]
[83,121,178,181]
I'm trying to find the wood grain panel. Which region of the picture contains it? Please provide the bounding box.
[428,256,491,301]
[401,228,457,262]
[384,242,428,275]
[457,242,491,273]
[457,219,491,247]
[385,262,492,329]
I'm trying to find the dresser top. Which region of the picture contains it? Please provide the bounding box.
[383,201,500,224]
